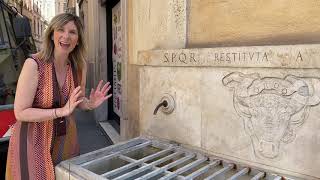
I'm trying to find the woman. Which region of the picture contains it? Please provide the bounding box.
[6,13,112,180]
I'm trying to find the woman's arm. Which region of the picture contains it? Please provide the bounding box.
[14,58,83,122]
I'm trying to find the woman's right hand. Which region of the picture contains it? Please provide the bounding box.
[62,86,83,116]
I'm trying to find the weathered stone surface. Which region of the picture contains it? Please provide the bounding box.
[131,0,186,64]
[130,0,186,64]
[140,67,202,147]
[201,68,320,179]
[127,0,187,139]
[55,166,80,180]
[138,44,320,179]
[188,0,320,47]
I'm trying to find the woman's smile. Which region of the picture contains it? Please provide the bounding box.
[59,41,71,49]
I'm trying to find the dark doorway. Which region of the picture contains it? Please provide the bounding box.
[105,0,120,133]
[0,139,9,180]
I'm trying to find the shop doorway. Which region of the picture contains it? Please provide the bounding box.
[106,0,121,133]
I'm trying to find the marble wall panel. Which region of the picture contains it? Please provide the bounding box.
[131,0,186,64]
[140,67,202,147]
[201,68,320,178]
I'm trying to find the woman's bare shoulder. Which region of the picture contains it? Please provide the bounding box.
[24,57,38,66]
[22,57,39,74]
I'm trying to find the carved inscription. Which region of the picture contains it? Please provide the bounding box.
[223,72,320,159]
[213,52,269,63]
[164,52,197,64]
[214,51,303,63]
[162,51,304,65]
[296,51,303,61]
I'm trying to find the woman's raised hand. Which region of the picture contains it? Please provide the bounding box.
[88,80,112,109]
[62,86,83,116]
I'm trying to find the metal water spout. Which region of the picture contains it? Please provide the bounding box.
[153,100,168,115]
[153,93,175,115]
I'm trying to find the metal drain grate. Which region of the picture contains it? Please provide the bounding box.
[58,137,294,180]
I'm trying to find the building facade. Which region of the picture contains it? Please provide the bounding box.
[55,0,66,14]
[77,1,320,179]
[6,0,51,50]
[41,0,55,22]
[66,0,77,14]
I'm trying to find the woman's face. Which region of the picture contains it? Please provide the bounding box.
[53,20,79,55]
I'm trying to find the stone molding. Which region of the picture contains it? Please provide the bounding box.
[137,44,320,68]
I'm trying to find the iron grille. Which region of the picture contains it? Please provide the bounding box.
[57,137,295,180]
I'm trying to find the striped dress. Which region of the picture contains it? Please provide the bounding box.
[6,56,80,180]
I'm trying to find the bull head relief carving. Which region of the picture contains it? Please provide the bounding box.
[223,72,320,159]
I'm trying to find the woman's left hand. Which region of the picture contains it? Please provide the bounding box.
[88,80,112,109]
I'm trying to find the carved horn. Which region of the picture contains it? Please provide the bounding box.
[304,78,320,106]
[223,72,260,97]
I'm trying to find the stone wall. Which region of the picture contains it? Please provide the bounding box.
[138,44,320,179]
[125,0,187,138]
[74,0,320,179]
[124,1,320,178]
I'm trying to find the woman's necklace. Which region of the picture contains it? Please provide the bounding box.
[53,60,71,137]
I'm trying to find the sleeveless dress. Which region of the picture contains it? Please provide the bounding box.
[6,56,80,180]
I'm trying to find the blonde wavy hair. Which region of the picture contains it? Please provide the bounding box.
[38,13,87,83]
